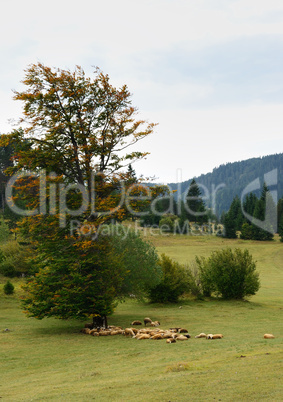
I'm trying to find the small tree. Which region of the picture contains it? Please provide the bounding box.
[148,254,191,303]
[4,280,15,295]
[196,248,260,300]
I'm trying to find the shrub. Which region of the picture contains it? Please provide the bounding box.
[148,254,191,303]
[159,215,179,233]
[195,248,260,300]
[4,280,15,295]
[106,224,161,299]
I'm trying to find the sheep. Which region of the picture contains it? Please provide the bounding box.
[195,333,206,338]
[176,334,188,341]
[150,333,163,340]
[170,327,180,333]
[144,317,153,326]
[109,325,123,330]
[136,334,151,340]
[81,328,92,334]
[264,334,275,339]
[150,321,161,327]
[206,334,214,339]
[166,338,176,343]
[163,331,175,339]
[131,320,142,326]
[124,328,136,337]
[178,328,189,333]
[206,334,223,339]
[212,334,223,339]
[98,330,111,336]
[110,330,121,335]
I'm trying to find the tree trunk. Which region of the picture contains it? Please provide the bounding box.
[92,315,108,329]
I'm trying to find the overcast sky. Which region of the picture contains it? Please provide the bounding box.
[1,0,283,183]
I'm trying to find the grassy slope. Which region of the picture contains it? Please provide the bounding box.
[0,235,282,401]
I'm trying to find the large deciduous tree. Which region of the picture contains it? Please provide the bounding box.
[1,62,160,326]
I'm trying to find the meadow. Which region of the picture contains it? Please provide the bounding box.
[0,234,282,401]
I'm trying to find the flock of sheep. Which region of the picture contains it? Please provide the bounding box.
[81,317,275,342]
[81,317,226,343]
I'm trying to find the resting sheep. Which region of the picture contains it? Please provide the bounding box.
[195,333,206,338]
[176,334,188,341]
[206,334,223,339]
[150,321,161,327]
[264,333,275,339]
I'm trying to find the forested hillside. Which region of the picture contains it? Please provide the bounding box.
[167,153,283,216]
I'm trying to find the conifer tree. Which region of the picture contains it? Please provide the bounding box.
[184,179,207,224]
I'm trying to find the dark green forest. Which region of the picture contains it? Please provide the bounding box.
[167,153,283,216]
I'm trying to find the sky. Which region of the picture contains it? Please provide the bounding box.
[1,0,283,183]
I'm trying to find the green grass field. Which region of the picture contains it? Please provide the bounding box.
[1,235,283,401]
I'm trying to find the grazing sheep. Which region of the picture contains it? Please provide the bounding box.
[264,334,275,339]
[144,317,153,326]
[195,333,207,338]
[124,328,135,337]
[166,338,176,343]
[206,334,214,339]
[131,320,142,326]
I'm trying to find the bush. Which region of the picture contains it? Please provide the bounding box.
[3,280,15,295]
[196,248,260,300]
[148,254,191,303]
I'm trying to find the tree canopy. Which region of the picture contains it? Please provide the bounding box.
[0,63,161,325]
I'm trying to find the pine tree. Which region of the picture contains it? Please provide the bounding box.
[242,184,274,241]
[223,196,245,238]
[184,179,207,224]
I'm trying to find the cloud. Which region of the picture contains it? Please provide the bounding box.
[1,0,283,181]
